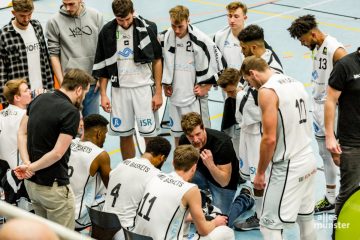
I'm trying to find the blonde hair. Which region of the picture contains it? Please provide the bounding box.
[173,145,199,171]
[169,5,189,24]
[3,79,27,104]
[240,56,269,76]
[12,0,34,12]
[226,1,247,15]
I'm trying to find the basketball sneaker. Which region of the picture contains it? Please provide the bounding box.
[314,197,335,214]
[234,213,260,231]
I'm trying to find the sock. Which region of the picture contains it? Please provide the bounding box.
[326,188,336,204]
[298,218,316,240]
[260,226,283,240]
[255,195,262,218]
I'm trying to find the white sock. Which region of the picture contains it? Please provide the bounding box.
[260,226,283,240]
[326,188,336,204]
[255,195,263,218]
[298,218,316,240]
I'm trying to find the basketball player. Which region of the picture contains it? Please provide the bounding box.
[213,1,247,162]
[241,56,317,240]
[235,24,283,230]
[103,136,171,232]
[133,145,235,240]
[160,5,225,146]
[288,14,347,214]
[0,79,32,205]
[68,114,111,229]
[0,79,32,170]
[93,0,163,160]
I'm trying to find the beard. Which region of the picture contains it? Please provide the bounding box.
[156,161,164,170]
[74,101,81,109]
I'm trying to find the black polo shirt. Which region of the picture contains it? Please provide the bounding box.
[27,90,80,186]
[179,128,239,190]
[329,48,360,147]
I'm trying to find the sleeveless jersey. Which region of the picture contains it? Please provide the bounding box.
[312,35,344,103]
[171,33,197,107]
[0,105,26,169]
[103,157,160,228]
[261,74,313,162]
[116,25,153,88]
[68,138,104,227]
[133,172,196,240]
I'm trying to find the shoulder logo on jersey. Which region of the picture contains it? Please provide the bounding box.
[118,47,133,58]
[323,47,327,55]
[112,118,122,127]
[224,40,230,46]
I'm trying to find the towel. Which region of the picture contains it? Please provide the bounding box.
[160,24,226,85]
[93,14,162,87]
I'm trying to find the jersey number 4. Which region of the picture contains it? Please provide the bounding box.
[110,183,121,207]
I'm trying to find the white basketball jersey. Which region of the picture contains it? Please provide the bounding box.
[312,35,344,102]
[261,74,313,162]
[222,32,244,69]
[0,105,26,169]
[68,138,104,227]
[103,157,160,228]
[171,33,197,107]
[116,25,153,88]
[133,172,195,240]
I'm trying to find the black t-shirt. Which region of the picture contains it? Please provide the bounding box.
[328,48,360,147]
[179,128,239,190]
[27,90,80,186]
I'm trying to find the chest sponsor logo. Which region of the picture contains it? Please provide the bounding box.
[118,47,133,58]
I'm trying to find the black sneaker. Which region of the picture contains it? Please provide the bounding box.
[238,174,246,185]
[314,197,335,214]
[234,213,260,231]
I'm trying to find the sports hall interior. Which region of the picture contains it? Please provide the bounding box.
[0,0,359,239]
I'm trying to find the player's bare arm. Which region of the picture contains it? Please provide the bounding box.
[254,88,278,190]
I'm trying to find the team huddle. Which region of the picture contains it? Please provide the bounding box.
[1,0,360,240]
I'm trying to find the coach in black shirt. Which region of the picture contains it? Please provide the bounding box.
[15,69,91,229]
[325,47,360,222]
[179,112,239,215]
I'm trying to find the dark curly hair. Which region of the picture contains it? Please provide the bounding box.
[287,14,318,39]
